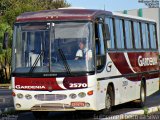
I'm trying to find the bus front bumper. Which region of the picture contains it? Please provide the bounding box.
[13,87,98,111]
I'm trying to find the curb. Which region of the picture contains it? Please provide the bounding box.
[0,86,11,89]
[105,105,160,120]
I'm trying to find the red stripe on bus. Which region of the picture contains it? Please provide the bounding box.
[109,52,134,74]
[109,52,159,81]
[128,52,159,73]
[15,77,63,91]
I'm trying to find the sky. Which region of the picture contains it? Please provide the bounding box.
[66,0,147,11]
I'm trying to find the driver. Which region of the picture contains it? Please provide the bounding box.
[75,40,92,60]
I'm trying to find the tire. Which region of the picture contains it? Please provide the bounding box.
[137,81,146,107]
[101,86,114,115]
[32,111,49,119]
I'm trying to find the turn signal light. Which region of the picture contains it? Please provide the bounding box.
[87,90,93,96]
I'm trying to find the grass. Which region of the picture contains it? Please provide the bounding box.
[143,107,149,116]
[1,108,17,115]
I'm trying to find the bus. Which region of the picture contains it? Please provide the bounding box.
[11,9,159,117]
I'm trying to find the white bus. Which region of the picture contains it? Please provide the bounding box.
[11,9,159,117]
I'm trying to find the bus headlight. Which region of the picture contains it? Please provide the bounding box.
[78,92,86,98]
[69,93,77,99]
[25,94,32,100]
[17,93,23,99]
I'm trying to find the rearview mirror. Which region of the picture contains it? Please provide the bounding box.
[3,32,8,49]
[104,24,110,40]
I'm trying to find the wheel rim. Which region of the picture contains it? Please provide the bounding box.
[105,93,111,109]
[141,86,145,102]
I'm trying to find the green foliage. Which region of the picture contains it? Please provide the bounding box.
[143,106,149,116]
[0,43,3,54]
[0,22,12,47]
[0,48,12,83]
[0,0,71,83]
[1,0,71,27]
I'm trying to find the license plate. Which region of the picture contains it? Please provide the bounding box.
[71,102,85,107]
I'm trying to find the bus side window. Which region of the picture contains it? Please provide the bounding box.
[124,20,133,49]
[115,19,125,49]
[141,23,149,49]
[149,24,157,49]
[95,21,106,71]
[133,22,141,49]
[105,17,115,49]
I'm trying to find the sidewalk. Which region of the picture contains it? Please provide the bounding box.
[106,91,160,120]
[0,84,11,89]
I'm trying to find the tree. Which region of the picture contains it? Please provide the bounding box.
[0,22,12,47]
[0,0,71,83]
[1,0,71,27]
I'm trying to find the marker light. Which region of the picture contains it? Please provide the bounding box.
[17,93,23,99]
[87,90,93,96]
[12,92,16,97]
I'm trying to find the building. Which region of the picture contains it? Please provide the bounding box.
[118,8,160,52]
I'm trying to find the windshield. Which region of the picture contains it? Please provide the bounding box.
[12,22,94,74]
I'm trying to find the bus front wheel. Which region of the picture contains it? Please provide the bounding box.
[138,81,146,107]
[101,86,114,115]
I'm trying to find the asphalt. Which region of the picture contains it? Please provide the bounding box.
[0,89,12,96]
[0,90,12,118]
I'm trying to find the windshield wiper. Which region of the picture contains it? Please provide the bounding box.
[29,50,43,73]
[57,48,71,75]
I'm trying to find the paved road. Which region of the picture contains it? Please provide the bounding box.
[0,89,13,111]
[0,89,160,120]
[0,89,12,96]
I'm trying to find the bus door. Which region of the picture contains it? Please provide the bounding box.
[95,18,110,72]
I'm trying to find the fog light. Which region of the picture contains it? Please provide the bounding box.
[17,93,23,99]
[25,94,32,100]
[85,102,90,107]
[16,103,21,108]
[69,93,77,99]
[78,92,86,98]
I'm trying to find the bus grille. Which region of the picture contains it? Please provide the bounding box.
[34,94,67,101]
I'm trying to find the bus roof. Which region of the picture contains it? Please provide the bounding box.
[16,9,112,22]
[113,12,156,23]
[16,9,156,23]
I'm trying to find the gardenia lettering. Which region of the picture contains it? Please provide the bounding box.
[138,56,158,67]
[16,85,46,89]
